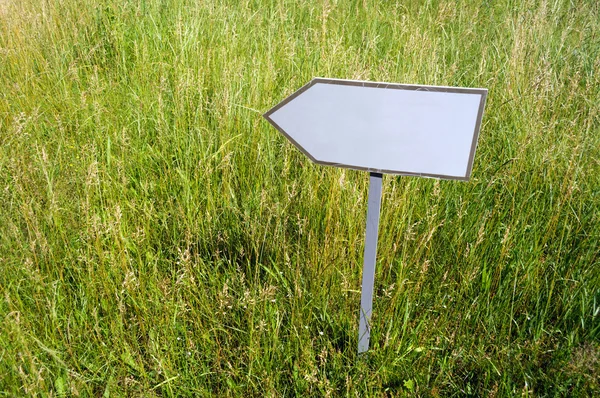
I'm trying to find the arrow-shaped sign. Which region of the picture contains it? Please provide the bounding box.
[264,77,487,353]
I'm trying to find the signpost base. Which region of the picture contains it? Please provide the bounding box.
[358,172,383,354]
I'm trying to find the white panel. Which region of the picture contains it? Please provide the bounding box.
[266,79,485,179]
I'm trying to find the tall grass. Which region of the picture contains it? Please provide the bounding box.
[1,0,598,395]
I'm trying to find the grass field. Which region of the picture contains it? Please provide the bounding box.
[1,0,599,396]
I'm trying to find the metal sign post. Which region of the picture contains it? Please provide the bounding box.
[358,172,383,353]
[263,77,487,354]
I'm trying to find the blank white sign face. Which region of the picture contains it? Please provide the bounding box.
[264,78,487,180]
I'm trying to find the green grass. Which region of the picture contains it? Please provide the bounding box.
[0,0,599,395]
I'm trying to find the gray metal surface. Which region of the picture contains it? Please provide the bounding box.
[358,172,383,354]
